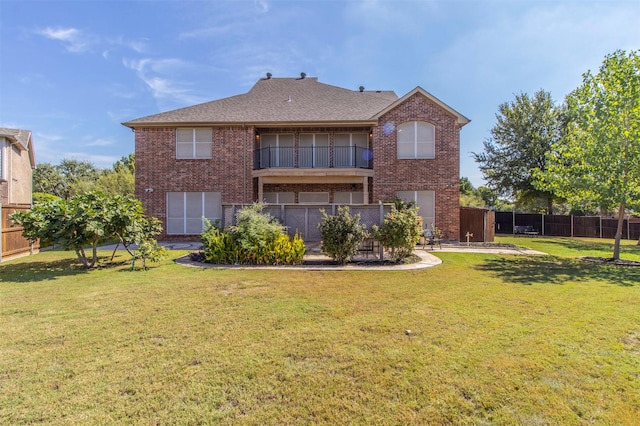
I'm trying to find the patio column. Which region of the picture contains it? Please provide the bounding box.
[257,176,264,202]
[362,176,369,205]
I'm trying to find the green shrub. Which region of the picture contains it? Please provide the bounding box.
[201,221,243,264]
[200,205,306,265]
[372,205,423,261]
[318,206,368,265]
[233,203,285,258]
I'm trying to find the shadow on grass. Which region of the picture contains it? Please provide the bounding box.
[476,255,640,287]
[523,237,640,256]
[0,258,90,283]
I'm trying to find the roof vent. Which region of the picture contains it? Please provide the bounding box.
[359,86,365,92]
[266,72,272,79]
[300,72,306,79]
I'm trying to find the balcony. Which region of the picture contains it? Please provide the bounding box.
[254,146,372,170]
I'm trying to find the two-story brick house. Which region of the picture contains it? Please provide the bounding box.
[1,128,37,261]
[0,128,36,207]
[123,75,469,241]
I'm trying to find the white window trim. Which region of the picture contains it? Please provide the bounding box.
[298,192,329,204]
[263,192,295,204]
[334,191,365,205]
[397,121,435,159]
[261,134,294,167]
[397,190,435,229]
[166,192,221,235]
[335,133,368,167]
[299,133,329,167]
[176,128,212,159]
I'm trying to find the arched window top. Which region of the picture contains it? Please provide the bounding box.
[397,121,435,159]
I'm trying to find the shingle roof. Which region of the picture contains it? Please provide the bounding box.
[0,127,36,167]
[0,127,32,151]
[123,77,399,127]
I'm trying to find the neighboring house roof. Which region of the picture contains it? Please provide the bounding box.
[122,76,469,128]
[0,128,36,168]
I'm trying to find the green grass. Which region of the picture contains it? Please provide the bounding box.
[497,235,640,261]
[2,239,640,424]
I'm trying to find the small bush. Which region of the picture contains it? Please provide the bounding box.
[372,206,422,261]
[201,221,243,264]
[200,205,306,265]
[318,206,368,265]
[233,203,286,255]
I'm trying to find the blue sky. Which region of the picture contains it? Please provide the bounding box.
[1,0,638,186]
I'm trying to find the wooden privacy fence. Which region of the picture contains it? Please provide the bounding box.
[1,204,38,261]
[495,211,640,240]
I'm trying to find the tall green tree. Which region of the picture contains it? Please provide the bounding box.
[536,50,640,260]
[32,163,65,196]
[33,159,99,199]
[473,90,563,214]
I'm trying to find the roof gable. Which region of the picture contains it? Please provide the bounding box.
[0,127,36,168]
[374,87,470,126]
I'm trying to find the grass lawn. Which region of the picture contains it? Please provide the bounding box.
[2,238,640,424]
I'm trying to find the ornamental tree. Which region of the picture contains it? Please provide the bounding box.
[318,206,368,265]
[371,205,422,261]
[535,50,640,259]
[10,192,164,268]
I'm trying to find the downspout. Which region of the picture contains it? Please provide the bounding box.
[8,142,12,205]
[243,123,247,202]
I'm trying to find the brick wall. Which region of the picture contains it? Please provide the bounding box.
[135,94,463,241]
[372,92,462,240]
[135,126,253,239]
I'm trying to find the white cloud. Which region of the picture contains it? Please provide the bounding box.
[37,27,148,57]
[255,0,269,13]
[86,138,113,147]
[122,58,210,106]
[37,27,93,53]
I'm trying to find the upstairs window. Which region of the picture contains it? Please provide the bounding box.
[397,121,435,159]
[176,128,212,159]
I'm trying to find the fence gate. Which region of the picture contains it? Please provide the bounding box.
[460,207,495,243]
